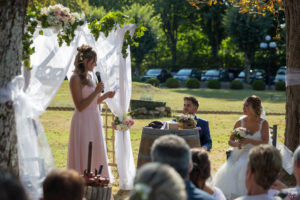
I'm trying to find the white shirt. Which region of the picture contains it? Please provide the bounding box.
[213,187,226,200]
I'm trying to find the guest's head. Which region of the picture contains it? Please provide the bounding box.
[246,144,281,192]
[243,95,262,117]
[130,162,187,200]
[151,135,191,179]
[0,171,28,200]
[42,169,85,200]
[190,148,211,188]
[293,145,300,184]
[74,44,97,86]
[183,96,199,115]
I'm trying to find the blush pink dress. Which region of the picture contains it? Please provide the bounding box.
[67,78,111,179]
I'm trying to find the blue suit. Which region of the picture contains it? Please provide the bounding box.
[194,116,212,151]
[185,180,215,200]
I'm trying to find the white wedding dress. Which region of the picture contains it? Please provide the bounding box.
[213,118,265,200]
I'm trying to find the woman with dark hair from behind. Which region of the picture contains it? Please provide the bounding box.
[41,169,85,200]
[190,148,226,200]
[0,171,28,200]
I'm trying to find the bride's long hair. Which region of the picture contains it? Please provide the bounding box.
[74,44,97,86]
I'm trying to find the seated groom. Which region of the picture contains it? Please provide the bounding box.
[181,96,212,151]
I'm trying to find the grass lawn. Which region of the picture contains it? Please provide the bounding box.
[41,81,286,198]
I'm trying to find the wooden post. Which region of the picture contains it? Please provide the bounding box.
[87,142,92,173]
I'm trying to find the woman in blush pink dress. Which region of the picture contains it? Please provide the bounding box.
[67,44,115,180]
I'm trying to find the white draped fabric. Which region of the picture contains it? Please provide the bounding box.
[94,26,136,190]
[0,23,136,199]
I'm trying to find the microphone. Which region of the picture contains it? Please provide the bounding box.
[95,72,104,93]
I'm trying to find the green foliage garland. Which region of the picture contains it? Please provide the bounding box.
[23,5,146,69]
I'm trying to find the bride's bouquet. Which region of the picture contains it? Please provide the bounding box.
[231,127,251,140]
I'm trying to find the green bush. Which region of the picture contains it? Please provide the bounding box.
[252,80,266,90]
[207,79,221,89]
[230,80,243,90]
[275,81,286,91]
[166,78,180,88]
[146,78,159,87]
[185,78,200,88]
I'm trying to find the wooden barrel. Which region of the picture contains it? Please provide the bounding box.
[85,185,112,200]
[137,127,200,168]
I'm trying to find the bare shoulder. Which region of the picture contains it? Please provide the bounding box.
[70,74,81,84]
[234,120,241,129]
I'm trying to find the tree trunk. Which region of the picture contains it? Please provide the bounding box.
[0,0,27,176]
[170,38,177,69]
[244,53,251,83]
[284,0,300,152]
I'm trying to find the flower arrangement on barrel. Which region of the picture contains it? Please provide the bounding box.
[175,114,196,129]
[112,113,135,131]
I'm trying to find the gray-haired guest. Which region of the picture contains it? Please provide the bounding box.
[151,134,214,200]
[130,162,186,200]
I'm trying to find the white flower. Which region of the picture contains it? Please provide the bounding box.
[63,17,69,24]
[70,18,75,25]
[239,131,246,137]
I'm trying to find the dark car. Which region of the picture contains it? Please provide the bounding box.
[220,68,242,81]
[201,69,220,81]
[141,68,172,83]
[235,69,266,83]
[173,68,202,81]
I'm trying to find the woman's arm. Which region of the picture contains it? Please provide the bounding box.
[240,120,269,146]
[228,120,241,148]
[97,91,116,104]
[69,75,103,112]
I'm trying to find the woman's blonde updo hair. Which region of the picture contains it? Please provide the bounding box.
[74,44,97,86]
[246,95,262,117]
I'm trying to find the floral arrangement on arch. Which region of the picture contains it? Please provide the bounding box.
[39,4,85,43]
[112,113,134,131]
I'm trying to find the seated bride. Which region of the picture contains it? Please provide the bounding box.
[213,95,269,199]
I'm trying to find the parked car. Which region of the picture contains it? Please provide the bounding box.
[219,68,242,81]
[141,69,172,83]
[235,69,266,83]
[201,69,220,81]
[274,66,286,83]
[173,68,202,81]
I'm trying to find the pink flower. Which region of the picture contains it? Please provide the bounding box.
[60,12,65,17]
[59,17,63,21]
[125,120,129,125]
[54,11,59,15]
[129,120,134,126]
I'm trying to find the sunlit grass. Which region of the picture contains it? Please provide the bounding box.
[42,81,286,198]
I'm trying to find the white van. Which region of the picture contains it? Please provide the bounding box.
[274,66,286,83]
